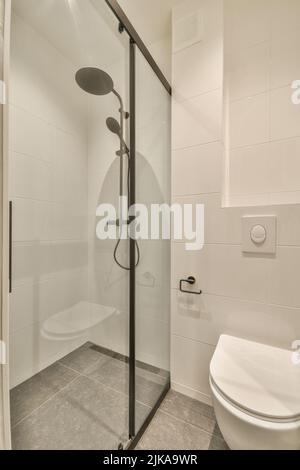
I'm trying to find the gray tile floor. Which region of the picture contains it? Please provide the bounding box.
[10,342,228,450]
[11,343,153,450]
[137,390,229,450]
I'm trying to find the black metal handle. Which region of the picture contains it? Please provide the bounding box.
[9,201,12,294]
[180,276,202,295]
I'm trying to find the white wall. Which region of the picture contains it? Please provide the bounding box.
[9,13,89,388]
[171,0,300,404]
[225,0,300,207]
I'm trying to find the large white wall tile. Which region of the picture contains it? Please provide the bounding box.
[12,199,53,242]
[207,244,270,302]
[268,247,300,308]
[9,321,85,388]
[276,204,300,247]
[171,335,215,400]
[226,42,270,101]
[10,14,87,135]
[271,32,300,89]
[173,193,242,245]
[12,198,38,242]
[10,105,51,162]
[172,243,208,293]
[269,138,300,193]
[224,0,270,53]
[271,0,300,40]
[229,143,289,196]
[11,152,53,201]
[172,89,222,149]
[172,142,222,196]
[172,243,270,303]
[270,86,300,141]
[173,38,223,100]
[89,310,129,358]
[268,191,300,207]
[173,0,223,44]
[172,291,300,350]
[229,93,269,148]
[136,314,170,370]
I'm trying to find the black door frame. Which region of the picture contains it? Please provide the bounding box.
[105,0,172,444]
[129,39,136,439]
[105,0,172,95]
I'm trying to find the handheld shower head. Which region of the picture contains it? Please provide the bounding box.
[106,117,121,136]
[106,117,129,155]
[75,67,114,96]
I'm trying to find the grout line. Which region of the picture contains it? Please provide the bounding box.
[12,150,52,165]
[11,374,81,429]
[11,194,88,205]
[172,192,220,198]
[172,240,240,246]
[172,139,221,152]
[140,408,224,447]
[13,238,88,245]
[12,353,132,430]
[229,135,300,152]
[9,101,86,138]
[172,333,216,349]
[171,286,300,311]
[173,87,222,104]
[157,408,219,438]
[172,239,300,249]
[227,83,295,106]
[58,359,143,402]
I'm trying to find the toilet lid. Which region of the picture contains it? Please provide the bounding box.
[210,335,300,420]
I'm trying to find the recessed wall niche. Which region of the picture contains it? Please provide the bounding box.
[223,0,300,208]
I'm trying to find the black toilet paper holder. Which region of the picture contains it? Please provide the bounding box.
[179,276,202,295]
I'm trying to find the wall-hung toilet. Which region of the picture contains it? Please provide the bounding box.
[210,335,300,450]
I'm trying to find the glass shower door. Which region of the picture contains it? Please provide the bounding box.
[132,45,171,437]
[9,0,132,450]
[8,0,171,449]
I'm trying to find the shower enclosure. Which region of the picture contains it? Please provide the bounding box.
[2,0,171,449]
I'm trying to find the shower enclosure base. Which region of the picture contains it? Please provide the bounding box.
[10,343,169,450]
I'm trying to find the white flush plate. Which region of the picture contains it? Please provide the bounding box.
[242,216,277,254]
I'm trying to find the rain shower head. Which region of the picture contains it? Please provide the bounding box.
[75,68,129,154]
[75,67,114,96]
[106,117,121,136]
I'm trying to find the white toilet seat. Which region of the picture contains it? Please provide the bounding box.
[210,374,300,424]
[210,335,300,450]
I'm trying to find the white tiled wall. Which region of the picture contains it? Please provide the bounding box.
[225,0,300,207]
[171,0,300,404]
[9,14,89,388]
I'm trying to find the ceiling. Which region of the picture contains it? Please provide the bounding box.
[11,0,182,81]
[12,0,131,67]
